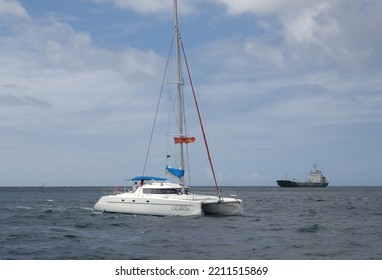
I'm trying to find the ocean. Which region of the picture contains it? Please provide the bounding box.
[1,186,381,260]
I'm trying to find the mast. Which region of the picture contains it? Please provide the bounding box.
[173,0,185,188]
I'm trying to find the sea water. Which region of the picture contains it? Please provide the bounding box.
[1,186,381,260]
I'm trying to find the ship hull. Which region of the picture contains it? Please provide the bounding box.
[93,194,204,216]
[93,185,243,216]
[277,180,329,188]
[202,198,243,215]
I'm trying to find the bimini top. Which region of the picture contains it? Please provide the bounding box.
[129,176,167,181]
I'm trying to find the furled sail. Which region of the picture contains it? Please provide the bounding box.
[166,165,185,178]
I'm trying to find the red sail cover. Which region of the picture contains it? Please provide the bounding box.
[174,136,195,144]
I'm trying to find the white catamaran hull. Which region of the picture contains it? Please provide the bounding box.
[93,189,242,216]
[202,198,243,215]
[94,194,203,216]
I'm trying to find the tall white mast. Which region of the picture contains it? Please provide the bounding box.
[173,0,185,188]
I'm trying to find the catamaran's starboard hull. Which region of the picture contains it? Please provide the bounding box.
[202,198,243,215]
[93,195,203,216]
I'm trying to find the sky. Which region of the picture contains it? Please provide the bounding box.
[1,0,381,187]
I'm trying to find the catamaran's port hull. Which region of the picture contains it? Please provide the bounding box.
[93,195,203,216]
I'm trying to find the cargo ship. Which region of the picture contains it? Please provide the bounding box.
[277,164,329,188]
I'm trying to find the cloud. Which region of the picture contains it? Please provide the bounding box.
[0,0,28,18]
[214,0,382,74]
[1,0,208,186]
[213,0,319,15]
[188,17,382,184]
[282,3,339,45]
[0,2,167,185]
[280,2,379,74]
[87,0,201,15]
[0,94,52,108]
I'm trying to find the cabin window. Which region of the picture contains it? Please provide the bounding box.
[142,188,182,194]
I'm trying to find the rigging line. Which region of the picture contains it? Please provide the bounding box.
[180,38,220,194]
[142,38,174,176]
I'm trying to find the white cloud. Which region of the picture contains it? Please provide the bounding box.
[0,13,164,112]
[213,0,318,15]
[283,3,339,45]
[0,3,168,185]
[88,0,202,14]
[96,0,172,13]
[244,38,285,69]
[0,0,28,18]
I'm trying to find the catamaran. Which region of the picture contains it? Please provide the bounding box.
[93,0,242,216]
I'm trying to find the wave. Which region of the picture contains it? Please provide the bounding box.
[298,223,322,233]
[16,206,33,210]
